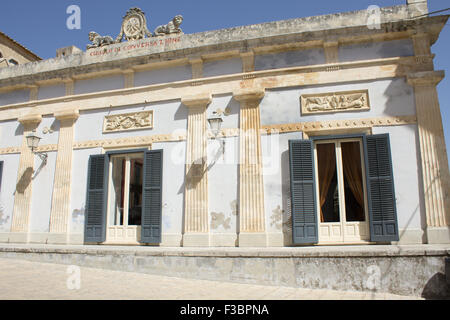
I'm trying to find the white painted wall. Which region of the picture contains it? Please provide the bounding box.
[134,65,192,87]
[255,48,326,71]
[260,78,416,126]
[0,89,29,106]
[206,95,239,129]
[74,75,124,95]
[339,39,414,62]
[203,58,242,78]
[0,154,20,232]
[38,84,65,101]
[0,120,22,148]
[372,125,424,232]
[34,116,60,146]
[74,101,188,143]
[29,151,56,233]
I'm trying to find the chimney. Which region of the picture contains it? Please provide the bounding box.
[56,46,82,58]
[407,0,429,18]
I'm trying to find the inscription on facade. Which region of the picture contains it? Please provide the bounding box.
[103,111,153,133]
[301,90,370,115]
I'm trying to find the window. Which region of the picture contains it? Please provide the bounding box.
[84,150,163,244]
[8,59,18,65]
[289,134,399,245]
[0,161,3,193]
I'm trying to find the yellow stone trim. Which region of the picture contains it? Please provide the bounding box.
[190,58,203,79]
[102,110,153,133]
[324,41,339,64]
[54,109,80,120]
[181,93,212,107]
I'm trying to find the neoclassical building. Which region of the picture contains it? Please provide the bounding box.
[0,1,448,247]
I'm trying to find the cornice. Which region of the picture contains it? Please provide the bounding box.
[407,70,445,87]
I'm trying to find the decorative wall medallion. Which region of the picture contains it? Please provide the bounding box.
[116,8,152,42]
[301,90,370,115]
[103,111,153,133]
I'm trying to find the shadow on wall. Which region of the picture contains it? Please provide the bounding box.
[15,167,33,194]
[421,272,450,300]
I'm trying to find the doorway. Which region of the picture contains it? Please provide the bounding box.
[314,138,370,244]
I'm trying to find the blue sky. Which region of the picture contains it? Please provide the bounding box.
[0,0,449,163]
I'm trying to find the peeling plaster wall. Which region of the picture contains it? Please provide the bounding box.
[207,136,239,236]
[0,154,20,232]
[152,141,186,237]
[262,131,300,245]
[134,65,192,87]
[260,78,415,126]
[339,39,414,62]
[37,84,65,101]
[255,48,326,71]
[74,75,124,95]
[203,58,242,78]
[74,101,188,143]
[29,151,56,233]
[0,120,22,148]
[0,89,29,106]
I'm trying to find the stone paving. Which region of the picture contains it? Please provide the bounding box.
[0,258,421,300]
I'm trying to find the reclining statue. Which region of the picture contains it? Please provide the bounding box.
[87,31,115,49]
[153,15,183,37]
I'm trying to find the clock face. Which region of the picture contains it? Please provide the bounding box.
[124,15,143,38]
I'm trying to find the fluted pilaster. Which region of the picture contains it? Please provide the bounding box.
[408,70,450,243]
[49,109,79,236]
[234,88,266,246]
[182,93,211,246]
[11,114,42,235]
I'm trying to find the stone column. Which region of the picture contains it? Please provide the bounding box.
[241,52,255,73]
[48,109,79,244]
[234,88,267,247]
[122,69,135,88]
[63,79,74,96]
[407,70,450,244]
[10,114,42,242]
[181,93,212,247]
[29,85,38,101]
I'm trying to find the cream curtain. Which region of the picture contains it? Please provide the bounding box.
[317,144,336,223]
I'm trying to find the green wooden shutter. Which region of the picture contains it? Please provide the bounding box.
[0,161,3,193]
[84,155,107,243]
[141,150,163,244]
[364,134,399,242]
[289,140,318,244]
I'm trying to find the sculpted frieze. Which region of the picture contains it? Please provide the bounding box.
[103,111,153,133]
[301,90,370,115]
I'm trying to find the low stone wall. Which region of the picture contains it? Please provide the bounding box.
[0,244,448,298]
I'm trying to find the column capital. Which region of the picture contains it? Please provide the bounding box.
[54,109,79,121]
[18,114,42,126]
[233,88,265,102]
[181,93,212,108]
[407,70,444,87]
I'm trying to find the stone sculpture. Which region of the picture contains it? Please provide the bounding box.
[116,7,152,42]
[153,15,184,36]
[86,32,115,49]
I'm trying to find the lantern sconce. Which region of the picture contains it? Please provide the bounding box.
[207,112,225,156]
[26,130,48,165]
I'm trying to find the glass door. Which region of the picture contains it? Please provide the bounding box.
[314,138,370,244]
[106,153,144,244]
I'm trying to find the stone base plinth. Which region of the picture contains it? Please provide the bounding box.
[183,233,210,247]
[238,232,267,247]
[426,227,450,244]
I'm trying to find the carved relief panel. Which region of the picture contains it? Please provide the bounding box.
[103,111,153,133]
[300,90,370,115]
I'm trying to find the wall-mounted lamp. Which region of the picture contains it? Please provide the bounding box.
[208,113,225,158]
[26,131,48,165]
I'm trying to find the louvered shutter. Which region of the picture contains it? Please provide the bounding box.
[289,140,318,244]
[141,150,163,244]
[84,155,107,243]
[0,161,3,193]
[364,134,399,242]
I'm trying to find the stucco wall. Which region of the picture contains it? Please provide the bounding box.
[0,89,29,106]
[260,78,415,126]
[339,39,414,62]
[0,154,20,232]
[74,75,124,95]
[37,84,65,101]
[0,120,22,148]
[203,58,242,78]
[74,101,188,143]
[255,48,326,71]
[134,64,192,87]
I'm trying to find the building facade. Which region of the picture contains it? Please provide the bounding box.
[0,1,448,247]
